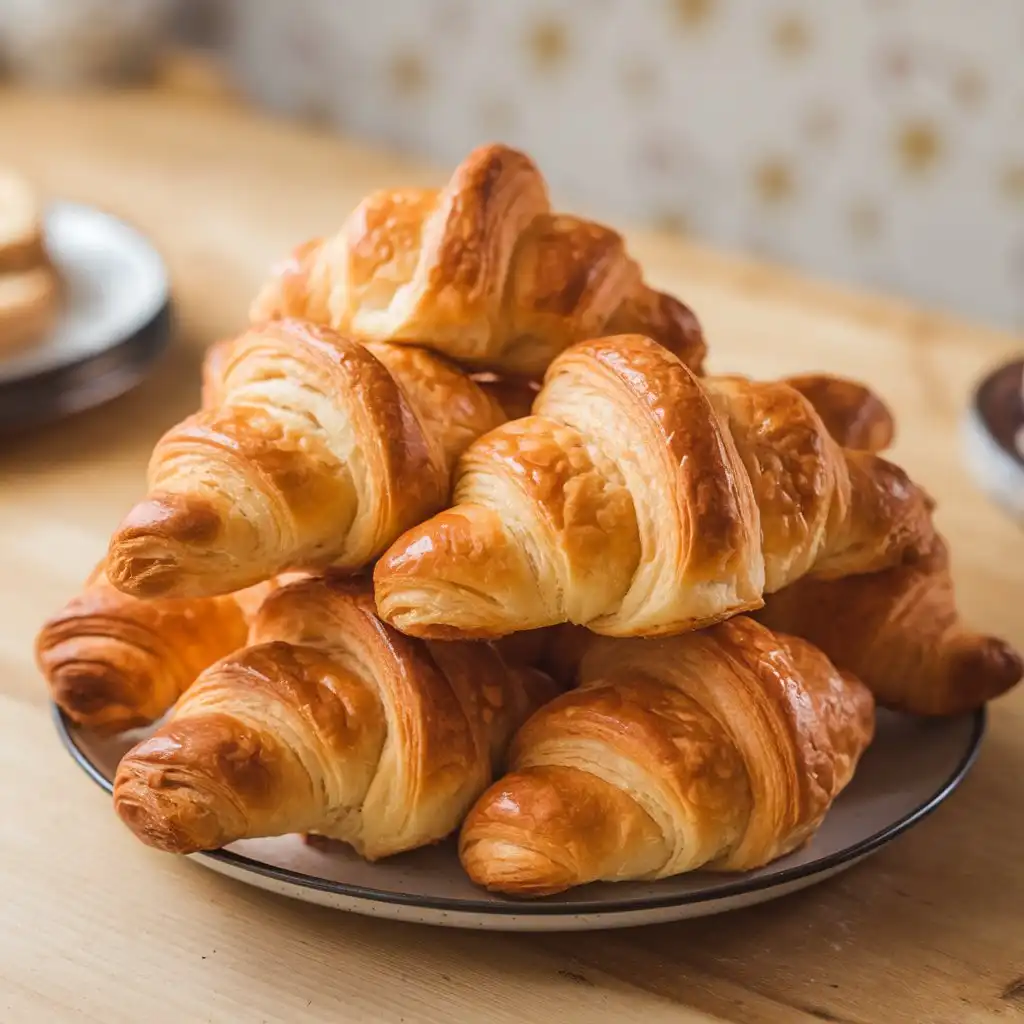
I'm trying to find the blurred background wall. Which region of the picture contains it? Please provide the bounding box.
[6,0,1024,328]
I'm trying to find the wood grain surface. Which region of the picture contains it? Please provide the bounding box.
[0,84,1022,1024]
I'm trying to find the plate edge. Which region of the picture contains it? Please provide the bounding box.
[51,702,986,917]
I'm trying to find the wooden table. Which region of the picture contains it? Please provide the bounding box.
[1,85,1022,1024]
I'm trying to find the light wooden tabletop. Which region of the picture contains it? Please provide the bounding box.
[1,83,1022,1024]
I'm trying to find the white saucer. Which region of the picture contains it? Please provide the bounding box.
[0,201,171,430]
[55,705,984,931]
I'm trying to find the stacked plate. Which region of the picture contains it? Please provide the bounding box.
[0,201,171,433]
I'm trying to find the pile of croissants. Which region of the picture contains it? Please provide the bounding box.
[37,144,1022,897]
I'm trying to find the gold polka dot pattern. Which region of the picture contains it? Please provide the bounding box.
[220,0,1024,327]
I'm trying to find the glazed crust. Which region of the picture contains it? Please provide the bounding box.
[460,616,874,895]
[36,564,258,733]
[106,319,506,599]
[249,144,705,377]
[112,576,561,860]
[375,334,933,639]
[757,534,1022,715]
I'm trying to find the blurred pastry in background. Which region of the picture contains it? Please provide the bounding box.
[0,168,59,355]
[0,168,47,272]
[0,267,59,354]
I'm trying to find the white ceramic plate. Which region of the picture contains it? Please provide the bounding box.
[55,704,984,931]
[964,358,1024,523]
[0,201,171,430]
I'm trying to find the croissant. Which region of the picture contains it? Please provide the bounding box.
[106,318,508,599]
[757,534,1022,715]
[375,334,933,639]
[36,564,263,733]
[249,144,706,378]
[113,576,561,859]
[460,616,874,895]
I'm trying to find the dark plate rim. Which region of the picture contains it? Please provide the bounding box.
[970,357,1024,468]
[0,199,173,432]
[0,300,172,433]
[0,199,169,380]
[53,703,985,916]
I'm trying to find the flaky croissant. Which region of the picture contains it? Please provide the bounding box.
[106,318,508,599]
[375,334,933,639]
[249,144,706,378]
[36,564,263,733]
[495,375,900,683]
[460,616,874,895]
[113,576,561,859]
[757,534,1022,715]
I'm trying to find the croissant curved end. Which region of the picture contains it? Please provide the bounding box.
[459,835,577,897]
[44,656,152,734]
[114,734,248,854]
[943,635,1024,715]
[459,770,583,896]
[374,505,537,639]
[114,790,231,855]
[107,494,248,599]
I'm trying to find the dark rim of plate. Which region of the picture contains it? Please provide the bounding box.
[53,703,985,916]
[0,301,173,434]
[971,358,1024,468]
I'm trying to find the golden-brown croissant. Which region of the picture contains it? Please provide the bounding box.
[460,616,874,895]
[113,576,561,859]
[757,534,1022,715]
[36,564,262,733]
[106,318,508,599]
[375,334,933,639]
[249,144,706,378]
[472,370,896,687]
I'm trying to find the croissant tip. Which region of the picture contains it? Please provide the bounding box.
[113,761,226,855]
[903,636,1024,716]
[114,796,206,855]
[45,662,145,734]
[377,608,504,641]
[107,494,226,597]
[967,638,1024,704]
[459,837,574,897]
[105,550,184,599]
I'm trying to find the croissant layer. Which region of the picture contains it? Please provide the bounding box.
[461,616,874,895]
[113,577,560,859]
[250,144,705,378]
[376,334,932,639]
[36,564,255,733]
[107,319,505,599]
